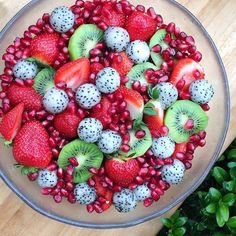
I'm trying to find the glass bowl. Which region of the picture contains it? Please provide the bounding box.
[0,0,230,229]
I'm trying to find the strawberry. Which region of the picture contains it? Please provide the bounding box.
[13,121,52,168]
[30,33,59,65]
[91,97,111,128]
[117,85,144,120]
[7,84,42,111]
[144,100,164,138]
[101,2,126,27]
[105,158,140,187]
[54,58,90,90]
[171,142,187,158]
[93,176,113,211]
[0,103,24,143]
[111,52,133,77]
[125,11,157,41]
[169,58,205,99]
[90,62,104,75]
[54,110,82,139]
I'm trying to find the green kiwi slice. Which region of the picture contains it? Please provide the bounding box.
[149,29,169,68]
[68,24,104,60]
[58,139,104,183]
[164,100,209,143]
[126,62,157,88]
[119,126,152,159]
[33,67,55,95]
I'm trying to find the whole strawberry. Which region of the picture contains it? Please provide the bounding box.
[125,11,157,41]
[54,110,82,139]
[105,158,140,187]
[0,103,24,143]
[7,84,42,111]
[30,32,59,65]
[13,121,52,168]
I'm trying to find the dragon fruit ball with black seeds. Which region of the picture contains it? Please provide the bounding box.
[74,182,96,205]
[43,87,69,114]
[133,184,151,201]
[37,169,58,188]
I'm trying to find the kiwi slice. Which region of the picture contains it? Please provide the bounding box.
[33,67,55,95]
[126,62,157,88]
[58,139,103,183]
[149,29,169,68]
[68,24,104,60]
[164,100,208,143]
[119,126,152,159]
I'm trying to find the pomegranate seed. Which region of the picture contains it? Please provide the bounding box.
[88,178,96,187]
[132,80,141,91]
[86,204,94,213]
[176,51,183,59]
[136,5,145,12]
[122,133,130,144]
[69,157,79,167]
[135,130,146,139]
[163,158,173,165]
[185,152,193,160]
[143,198,153,207]
[185,36,195,46]
[41,188,52,195]
[66,165,74,176]
[188,45,197,54]
[112,185,122,192]
[97,196,107,204]
[199,131,206,139]
[201,104,210,111]
[128,183,138,190]
[0,92,6,99]
[61,188,69,197]
[104,177,113,186]
[98,22,108,31]
[54,194,62,203]
[50,187,60,196]
[120,144,131,153]
[139,167,148,176]
[151,190,160,201]
[109,123,119,132]
[28,25,41,34]
[155,187,164,195]
[176,152,185,160]
[3,103,10,113]
[89,167,98,174]
[27,172,38,181]
[176,79,185,90]
[137,157,145,164]
[94,204,103,213]
[158,75,169,83]
[187,143,196,152]
[84,1,95,10]
[191,51,202,62]
[57,179,65,189]
[148,167,156,176]
[147,7,157,19]
[135,176,144,185]
[199,139,206,147]
[42,13,50,22]
[57,168,64,179]
[65,174,73,182]
[47,163,58,171]
[166,22,175,33]
[185,161,192,169]
[160,126,169,136]
[189,134,201,143]
[184,119,194,130]
[68,193,76,204]
[65,182,74,192]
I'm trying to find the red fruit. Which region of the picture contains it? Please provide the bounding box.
[30,33,59,65]
[125,11,157,41]
[13,121,52,168]
[117,85,144,120]
[101,2,126,27]
[53,110,82,139]
[54,58,90,90]
[90,62,104,74]
[105,158,140,187]
[0,103,24,142]
[170,58,205,98]
[91,97,111,128]
[111,52,133,76]
[7,84,42,111]
[144,100,164,137]
[93,176,113,211]
[172,142,187,158]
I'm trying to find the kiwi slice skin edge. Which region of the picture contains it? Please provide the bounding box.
[164,100,208,143]
[58,139,104,183]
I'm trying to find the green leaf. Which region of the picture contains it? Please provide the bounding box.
[228,149,236,159]
[212,167,229,185]
[219,202,229,222]
[222,193,236,206]
[171,210,180,221]
[133,115,145,130]
[161,218,172,228]
[174,217,188,228]
[212,232,226,236]
[196,222,206,231]
[172,227,186,236]
[4,140,12,146]
[20,166,39,175]
[218,154,225,162]
[205,203,217,214]
[227,216,236,228]
[148,86,160,100]
[143,107,158,116]
[223,180,236,192]
[216,208,225,227]
[230,167,236,179]
[209,187,222,201]
[227,161,236,169]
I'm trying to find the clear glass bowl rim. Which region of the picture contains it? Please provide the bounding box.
[0,0,230,229]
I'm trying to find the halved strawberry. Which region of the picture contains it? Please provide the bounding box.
[111,52,134,77]
[117,85,144,120]
[0,103,24,143]
[101,2,126,27]
[169,58,205,98]
[54,58,90,90]
[30,33,59,65]
[144,100,164,137]
[91,97,112,128]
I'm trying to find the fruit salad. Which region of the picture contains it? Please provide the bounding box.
[0,0,214,214]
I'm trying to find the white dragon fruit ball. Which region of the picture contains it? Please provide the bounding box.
[156,82,178,110]
[43,87,69,114]
[98,130,122,154]
[189,79,214,104]
[152,136,175,159]
[75,83,101,109]
[77,118,103,143]
[74,182,96,205]
[13,60,38,80]
[126,40,150,64]
[104,27,130,52]
[133,184,151,201]
[37,169,58,188]
[113,188,137,213]
[95,67,121,94]
[161,159,185,185]
[50,6,75,33]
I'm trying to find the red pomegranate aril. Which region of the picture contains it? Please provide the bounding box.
[199,131,206,140]
[155,187,164,196]
[98,22,108,31]
[90,48,102,57]
[65,174,73,182]
[21,38,30,47]
[148,167,156,176]
[176,152,185,160]
[50,187,60,196]
[137,157,146,164]
[2,53,15,62]
[185,152,193,160]
[118,101,127,111]
[3,98,10,104]
[68,193,76,204]
[119,143,130,153]
[27,172,39,181]
[163,158,173,165]
[47,163,58,171]
[104,177,113,187]
[3,103,10,113]
[189,134,201,144]
[0,108,4,118]
[199,139,206,147]
[24,79,35,87]
[132,80,141,91]
[65,182,74,192]
[139,167,148,176]
[4,68,13,76]
[53,194,62,203]
[97,196,107,204]
[84,1,95,10]
[86,204,94,213]
[136,5,145,12]
[185,35,195,46]
[187,143,196,152]
[41,187,52,195]
[109,123,119,132]
[122,133,130,144]
[178,43,189,52]
[135,130,146,139]
[112,185,122,192]
[135,176,144,185]
[42,13,50,22]
[160,126,169,136]
[176,79,185,90]
[147,7,157,19]
[151,190,160,201]
[88,178,96,187]
[61,188,69,197]
[188,45,197,54]
[49,137,56,148]
[158,75,169,83]
[126,120,133,130]
[166,22,175,33]
[28,25,41,34]
[176,51,183,59]
[144,198,153,207]
[0,92,6,99]
[69,157,79,167]
[6,45,15,54]
[201,103,210,111]
[185,161,192,170]
[57,168,64,179]
[94,204,103,213]
[127,183,137,190]
[184,119,194,130]
[89,167,98,174]
[57,179,65,189]
[1,74,13,83]
[191,51,202,62]
[180,91,191,100]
